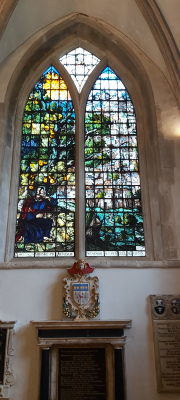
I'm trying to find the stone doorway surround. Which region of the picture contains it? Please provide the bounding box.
[32,319,132,400]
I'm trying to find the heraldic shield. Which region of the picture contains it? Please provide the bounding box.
[63,274,100,321]
[72,283,90,306]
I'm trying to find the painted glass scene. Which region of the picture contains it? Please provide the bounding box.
[59,47,100,93]
[15,66,75,257]
[85,67,145,257]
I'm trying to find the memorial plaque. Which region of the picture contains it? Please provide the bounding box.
[58,348,106,400]
[153,321,180,392]
[0,329,7,384]
[150,295,180,392]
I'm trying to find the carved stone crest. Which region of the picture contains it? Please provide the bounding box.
[4,328,15,386]
[0,321,16,400]
[150,295,180,319]
[63,260,100,321]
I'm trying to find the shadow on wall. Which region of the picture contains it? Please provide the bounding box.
[11,270,69,399]
[50,269,68,320]
[13,323,39,399]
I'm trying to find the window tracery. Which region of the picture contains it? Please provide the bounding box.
[59,47,100,93]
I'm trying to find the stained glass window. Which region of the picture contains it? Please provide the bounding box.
[15,47,146,259]
[59,48,100,93]
[15,66,75,257]
[85,67,145,257]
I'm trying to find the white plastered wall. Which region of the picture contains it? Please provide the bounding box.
[1,267,180,400]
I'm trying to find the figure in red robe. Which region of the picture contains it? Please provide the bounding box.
[16,187,56,243]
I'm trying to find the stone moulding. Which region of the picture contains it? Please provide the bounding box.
[0,321,16,400]
[32,319,132,329]
[37,337,127,349]
[32,319,132,348]
[1,260,180,269]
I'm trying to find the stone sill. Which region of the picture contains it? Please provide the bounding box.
[0,258,180,269]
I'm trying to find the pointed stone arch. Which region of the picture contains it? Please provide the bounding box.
[0,14,163,263]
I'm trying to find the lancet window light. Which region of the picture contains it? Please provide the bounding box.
[14,47,145,258]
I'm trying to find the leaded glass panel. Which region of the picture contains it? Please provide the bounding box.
[85,67,145,257]
[15,66,75,257]
[59,48,100,93]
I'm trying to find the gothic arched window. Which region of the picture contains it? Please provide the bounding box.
[14,48,145,258]
[15,66,75,257]
[85,67,145,257]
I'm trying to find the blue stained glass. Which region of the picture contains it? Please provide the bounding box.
[15,66,75,257]
[85,67,145,257]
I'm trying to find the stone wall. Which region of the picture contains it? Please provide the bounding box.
[0,6,180,400]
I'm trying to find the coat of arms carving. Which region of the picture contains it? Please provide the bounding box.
[63,260,100,321]
[150,294,180,319]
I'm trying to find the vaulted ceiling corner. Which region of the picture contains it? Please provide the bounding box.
[0,0,19,41]
[135,0,180,107]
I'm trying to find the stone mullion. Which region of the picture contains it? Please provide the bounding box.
[75,102,85,259]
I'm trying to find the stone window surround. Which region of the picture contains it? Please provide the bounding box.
[0,16,166,267]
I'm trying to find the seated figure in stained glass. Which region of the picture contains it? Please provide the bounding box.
[16,187,56,243]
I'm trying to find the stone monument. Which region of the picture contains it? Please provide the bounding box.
[63,259,100,321]
[150,295,180,392]
[0,321,16,400]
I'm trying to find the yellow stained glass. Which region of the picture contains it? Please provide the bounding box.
[15,65,75,258]
[32,123,40,135]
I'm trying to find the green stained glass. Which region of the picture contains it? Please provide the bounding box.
[85,67,145,257]
[15,66,75,257]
